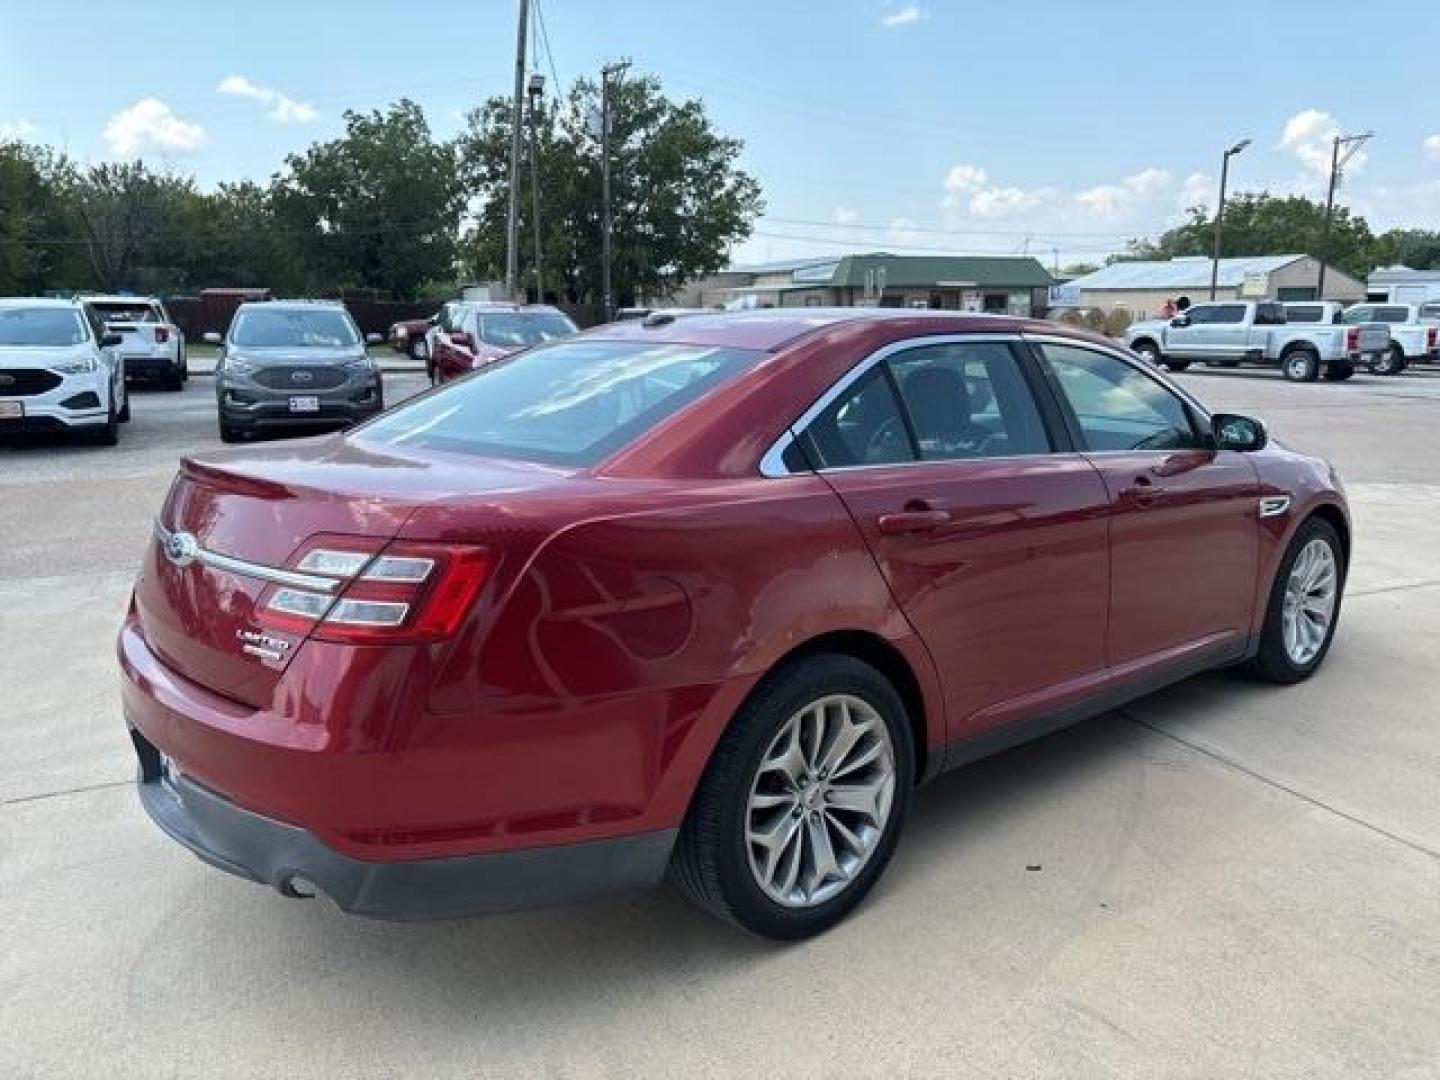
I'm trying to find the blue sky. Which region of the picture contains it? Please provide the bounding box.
[5,0,1440,266]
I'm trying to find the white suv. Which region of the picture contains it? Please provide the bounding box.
[0,298,129,445]
[86,294,187,390]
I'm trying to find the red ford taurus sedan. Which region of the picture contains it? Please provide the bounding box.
[120,310,1349,939]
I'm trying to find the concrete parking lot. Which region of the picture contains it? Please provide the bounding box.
[3,366,1438,1078]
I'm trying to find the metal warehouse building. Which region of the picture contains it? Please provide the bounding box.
[686,253,1054,315]
[1068,255,1366,320]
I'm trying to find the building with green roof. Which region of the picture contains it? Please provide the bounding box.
[684,252,1055,315]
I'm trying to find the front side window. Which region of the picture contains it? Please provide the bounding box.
[887,342,1050,460]
[0,307,87,346]
[1210,304,1247,325]
[230,307,359,347]
[1341,306,1371,325]
[356,340,761,467]
[476,312,578,348]
[1180,306,1216,325]
[1042,343,1202,452]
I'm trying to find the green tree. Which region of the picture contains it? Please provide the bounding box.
[272,100,463,299]
[1123,193,1376,279]
[0,141,89,294]
[1371,228,1440,271]
[67,161,201,292]
[456,72,763,305]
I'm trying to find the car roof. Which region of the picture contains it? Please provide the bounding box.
[0,297,82,309]
[582,307,1046,352]
[235,299,348,312]
[82,294,161,304]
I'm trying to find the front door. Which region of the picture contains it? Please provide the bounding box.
[1034,340,1260,668]
[791,337,1112,740]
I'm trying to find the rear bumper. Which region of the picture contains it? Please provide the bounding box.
[124,353,182,379]
[133,734,676,919]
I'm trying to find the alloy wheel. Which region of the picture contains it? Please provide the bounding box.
[745,693,896,908]
[1282,538,1338,665]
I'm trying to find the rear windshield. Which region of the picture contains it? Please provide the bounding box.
[93,303,158,323]
[0,308,87,346]
[475,311,577,348]
[355,339,762,466]
[230,307,359,347]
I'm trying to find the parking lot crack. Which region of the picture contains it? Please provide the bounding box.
[1119,709,1440,863]
[1,779,130,808]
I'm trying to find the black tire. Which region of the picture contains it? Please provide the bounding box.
[90,403,119,446]
[1373,344,1406,376]
[219,420,245,443]
[1248,517,1345,684]
[1281,348,1319,383]
[1322,362,1355,382]
[116,383,131,422]
[668,654,915,940]
[1132,340,1162,368]
[1163,359,1191,372]
[165,364,184,391]
[409,337,429,363]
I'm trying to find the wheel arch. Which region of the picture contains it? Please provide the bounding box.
[758,629,938,785]
[1130,336,1159,354]
[1307,502,1351,570]
[1279,340,1319,359]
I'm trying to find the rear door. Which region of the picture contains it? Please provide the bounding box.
[790,335,1111,740]
[1032,339,1259,669]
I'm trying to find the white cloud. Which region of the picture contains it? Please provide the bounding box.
[886,217,924,247]
[879,4,925,27]
[1424,134,1440,161]
[1180,171,1215,209]
[1074,169,1174,217]
[1123,167,1171,198]
[103,98,208,157]
[943,164,989,194]
[1278,108,1366,178]
[0,118,36,140]
[217,74,318,123]
[833,205,858,225]
[969,185,1055,219]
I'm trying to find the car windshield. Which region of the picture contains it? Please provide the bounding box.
[0,307,87,346]
[93,303,158,323]
[475,311,577,348]
[230,307,359,347]
[356,339,762,466]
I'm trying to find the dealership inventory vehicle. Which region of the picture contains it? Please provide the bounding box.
[0,298,128,444]
[123,310,1349,939]
[86,294,187,390]
[429,302,577,384]
[1339,303,1439,374]
[387,313,435,367]
[1125,300,1389,381]
[206,300,384,442]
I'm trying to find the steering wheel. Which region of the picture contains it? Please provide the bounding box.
[864,417,908,462]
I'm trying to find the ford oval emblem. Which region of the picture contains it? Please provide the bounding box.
[0,373,14,387]
[165,530,200,568]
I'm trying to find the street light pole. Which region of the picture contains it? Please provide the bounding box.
[1317,130,1374,300]
[1210,138,1250,301]
[600,60,629,322]
[504,0,530,302]
[527,74,545,303]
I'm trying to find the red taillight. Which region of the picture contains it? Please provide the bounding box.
[154,326,170,343]
[1428,327,1437,349]
[254,535,492,643]
[1346,327,1359,351]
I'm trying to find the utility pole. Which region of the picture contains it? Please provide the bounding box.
[504,0,530,301]
[600,60,630,321]
[1317,130,1374,299]
[1210,138,1251,300]
[527,73,545,303]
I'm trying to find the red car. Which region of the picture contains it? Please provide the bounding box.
[120,310,1349,939]
[428,302,577,384]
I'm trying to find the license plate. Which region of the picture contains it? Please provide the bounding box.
[0,400,22,420]
[288,396,320,413]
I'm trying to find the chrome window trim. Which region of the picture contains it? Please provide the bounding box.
[758,333,1035,478]
[152,519,341,594]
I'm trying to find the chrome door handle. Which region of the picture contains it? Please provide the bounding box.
[877,509,951,534]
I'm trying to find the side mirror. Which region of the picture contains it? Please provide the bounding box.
[427,315,439,326]
[1170,316,1190,328]
[100,332,123,348]
[365,332,382,344]
[1212,412,1267,453]
[450,330,474,349]
[203,332,223,345]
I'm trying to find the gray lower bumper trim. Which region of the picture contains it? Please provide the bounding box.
[138,773,677,921]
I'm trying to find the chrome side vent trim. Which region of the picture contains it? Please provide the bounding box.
[1258,496,1292,519]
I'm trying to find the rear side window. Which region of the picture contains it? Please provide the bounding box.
[1041,343,1202,452]
[356,340,762,467]
[887,342,1050,460]
[1285,305,1323,323]
[1372,306,1411,323]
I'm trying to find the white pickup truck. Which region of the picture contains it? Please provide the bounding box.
[1337,302,1439,375]
[1126,300,1391,382]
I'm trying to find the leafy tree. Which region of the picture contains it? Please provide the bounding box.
[0,142,89,293]
[65,161,202,292]
[456,72,763,305]
[184,181,300,293]
[272,100,463,300]
[1123,193,1376,279]
[1371,228,1440,271]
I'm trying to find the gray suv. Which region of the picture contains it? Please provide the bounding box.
[209,301,384,442]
